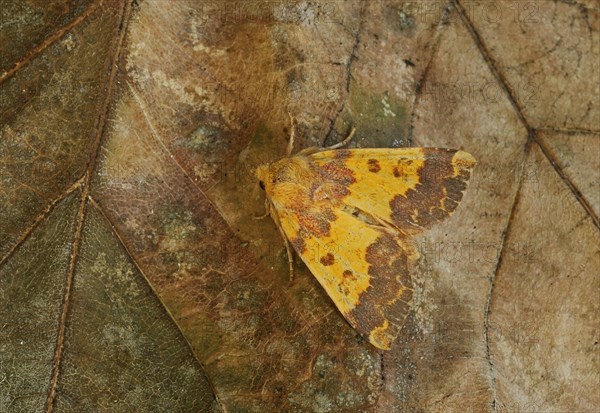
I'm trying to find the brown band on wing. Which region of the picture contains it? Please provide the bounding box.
[348,232,414,349]
[290,237,307,254]
[333,149,352,159]
[389,149,472,231]
[310,182,351,203]
[316,159,357,186]
[295,207,336,238]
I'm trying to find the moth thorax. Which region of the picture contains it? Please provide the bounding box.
[275,157,313,182]
[256,157,313,193]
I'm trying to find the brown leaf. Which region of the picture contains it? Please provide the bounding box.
[1,1,598,412]
[1,2,218,412]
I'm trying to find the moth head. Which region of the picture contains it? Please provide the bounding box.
[255,163,273,192]
[256,158,304,193]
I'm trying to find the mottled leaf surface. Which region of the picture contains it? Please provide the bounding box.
[1,1,598,412]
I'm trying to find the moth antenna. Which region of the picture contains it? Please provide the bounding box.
[326,127,356,150]
[286,111,296,157]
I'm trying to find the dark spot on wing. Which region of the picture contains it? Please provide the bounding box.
[367,159,381,173]
[320,253,335,266]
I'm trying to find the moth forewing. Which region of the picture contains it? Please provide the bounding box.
[255,132,476,349]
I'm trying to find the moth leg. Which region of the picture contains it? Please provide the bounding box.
[268,201,295,283]
[325,127,356,150]
[253,197,270,220]
[286,112,296,157]
[278,224,295,285]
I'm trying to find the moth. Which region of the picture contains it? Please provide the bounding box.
[256,121,476,349]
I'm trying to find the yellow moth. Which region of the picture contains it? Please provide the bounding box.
[256,120,476,350]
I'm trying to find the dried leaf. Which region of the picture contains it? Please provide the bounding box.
[1,1,598,412]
